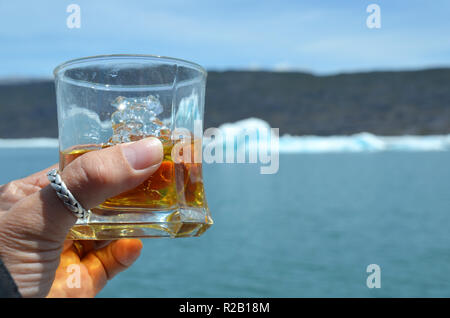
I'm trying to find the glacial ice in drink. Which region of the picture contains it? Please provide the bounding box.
[109,95,169,143]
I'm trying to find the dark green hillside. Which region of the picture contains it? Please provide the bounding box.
[0,69,449,138]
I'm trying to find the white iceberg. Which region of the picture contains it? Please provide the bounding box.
[1,117,450,152]
[0,138,58,148]
[210,118,450,153]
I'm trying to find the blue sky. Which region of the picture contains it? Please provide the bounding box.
[0,0,449,77]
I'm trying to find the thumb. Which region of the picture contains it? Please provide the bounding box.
[5,137,164,243]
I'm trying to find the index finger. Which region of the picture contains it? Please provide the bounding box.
[20,163,59,188]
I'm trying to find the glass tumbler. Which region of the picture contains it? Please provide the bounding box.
[54,54,213,239]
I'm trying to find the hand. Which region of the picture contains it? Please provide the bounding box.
[0,137,163,297]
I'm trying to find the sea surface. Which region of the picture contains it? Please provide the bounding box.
[1,148,450,297]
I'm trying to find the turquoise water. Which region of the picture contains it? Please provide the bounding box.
[1,148,450,297]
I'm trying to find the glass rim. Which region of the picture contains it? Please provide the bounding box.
[53,54,207,78]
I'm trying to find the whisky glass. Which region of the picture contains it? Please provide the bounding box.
[54,54,212,239]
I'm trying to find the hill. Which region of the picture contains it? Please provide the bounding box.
[0,69,449,138]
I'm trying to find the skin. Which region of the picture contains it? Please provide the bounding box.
[0,138,163,297]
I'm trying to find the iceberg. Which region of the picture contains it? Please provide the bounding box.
[1,117,449,152]
[203,118,277,156]
[209,118,450,153]
[278,132,387,153]
[61,105,113,146]
[0,138,58,148]
[381,135,450,152]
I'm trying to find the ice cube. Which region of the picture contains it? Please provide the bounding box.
[111,96,130,111]
[112,95,163,115]
[109,95,168,144]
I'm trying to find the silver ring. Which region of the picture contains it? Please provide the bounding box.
[47,168,90,219]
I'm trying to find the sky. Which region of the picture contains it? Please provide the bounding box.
[0,0,449,78]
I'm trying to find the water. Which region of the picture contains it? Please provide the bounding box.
[1,148,449,297]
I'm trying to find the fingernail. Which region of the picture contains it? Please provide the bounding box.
[122,137,163,170]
